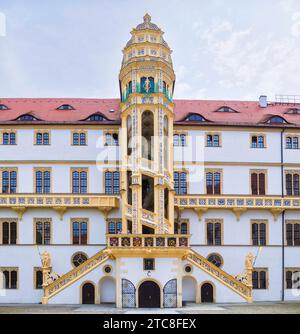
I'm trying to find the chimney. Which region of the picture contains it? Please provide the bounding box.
[259,95,268,108]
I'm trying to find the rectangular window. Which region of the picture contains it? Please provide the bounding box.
[1,169,17,194]
[34,268,43,289]
[1,220,17,245]
[105,132,119,146]
[285,171,300,196]
[72,220,88,245]
[35,132,50,145]
[35,219,51,245]
[206,134,220,147]
[72,131,87,146]
[1,268,18,289]
[144,259,155,271]
[286,221,300,246]
[251,170,266,195]
[252,269,268,289]
[251,220,267,246]
[174,219,189,235]
[2,132,16,145]
[105,171,120,194]
[286,136,299,149]
[107,219,122,234]
[205,170,222,195]
[173,133,187,147]
[174,171,187,195]
[251,135,265,148]
[206,219,222,245]
[35,169,51,194]
[71,169,88,194]
[285,269,300,290]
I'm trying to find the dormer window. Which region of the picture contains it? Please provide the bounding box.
[57,104,75,110]
[216,106,237,113]
[0,104,9,110]
[184,114,207,122]
[16,114,39,121]
[85,114,108,121]
[266,116,287,124]
[286,108,300,115]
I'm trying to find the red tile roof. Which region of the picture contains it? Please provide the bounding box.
[0,98,299,127]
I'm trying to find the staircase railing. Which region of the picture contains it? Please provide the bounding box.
[42,248,111,304]
[186,250,252,302]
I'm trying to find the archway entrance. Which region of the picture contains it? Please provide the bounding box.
[201,282,214,303]
[138,281,160,308]
[82,283,95,304]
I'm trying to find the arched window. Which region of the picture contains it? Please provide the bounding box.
[85,114,108,121]
[0,104,9,110]
[267,116,287,124]
[216,106,237,113]
[184,114,206,122]
[164,116,169,168]
[57,104,74,110]
[127,115,132,156]
[174,172,187,195]
[142,111,154,160]
[286,137,292,149]
[16,114,39,121]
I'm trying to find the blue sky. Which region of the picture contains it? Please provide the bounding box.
[0,0,300,101]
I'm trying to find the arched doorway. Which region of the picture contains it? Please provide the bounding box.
[201,282,214,303]
[138,281,160,308]
[100,277,116,304]
[182,277,197,304]
[82,282,95,304]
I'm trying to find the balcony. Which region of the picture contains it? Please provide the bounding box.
[175,195,300,220]
[0,194,119,219]
[107,234,190,257]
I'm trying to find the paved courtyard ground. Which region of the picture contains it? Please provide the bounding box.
[0,302,300,314]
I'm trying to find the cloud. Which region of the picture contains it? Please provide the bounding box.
[199,17,300,99]
[291,12,300,37]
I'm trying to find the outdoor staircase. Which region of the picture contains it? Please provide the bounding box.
[42,248,111,304]
[186,249,252,302]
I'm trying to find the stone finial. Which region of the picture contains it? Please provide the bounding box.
[143,13,151,23]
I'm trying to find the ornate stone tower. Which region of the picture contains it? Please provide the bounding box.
[119,14,176,235]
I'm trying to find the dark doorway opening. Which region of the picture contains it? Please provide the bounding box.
[201,282,214,303]
[82,283,95,304]
[138,281,160,308]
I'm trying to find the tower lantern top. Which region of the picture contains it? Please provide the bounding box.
[134,13,161,32]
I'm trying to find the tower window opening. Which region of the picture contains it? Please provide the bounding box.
[142,111,154,161]
[142,175,154,212]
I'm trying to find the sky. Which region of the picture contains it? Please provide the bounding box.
[0,0,300,101]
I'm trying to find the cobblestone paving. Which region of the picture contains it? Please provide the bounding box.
[0,302,299,314]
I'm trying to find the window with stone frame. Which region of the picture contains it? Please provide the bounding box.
[35,219,51,245]
[206,219,222,245]
[1,219,17,245]
[252,269,268,289]
[251,220,267,246]
[1,268,18,289]
[286,221,300,246]
[72,219,88,245]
